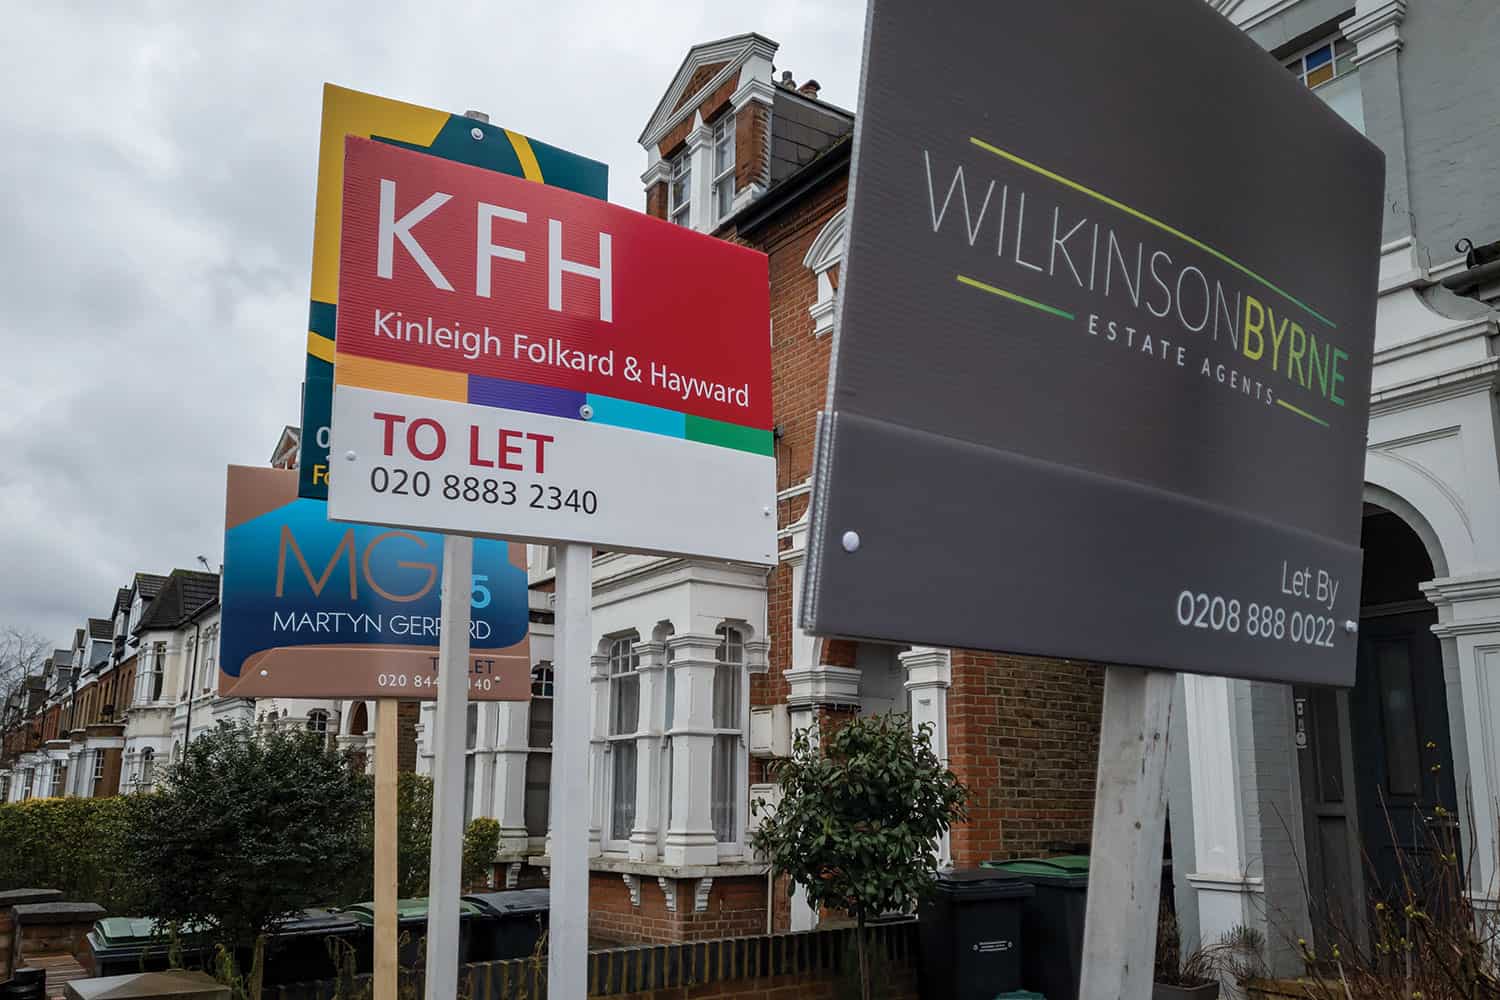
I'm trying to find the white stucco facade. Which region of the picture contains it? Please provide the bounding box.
[1176,0,1500,969]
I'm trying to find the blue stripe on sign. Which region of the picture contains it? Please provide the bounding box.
[584,394,686,439]
[468,375,586,419]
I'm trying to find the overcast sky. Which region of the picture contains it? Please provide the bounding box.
[0,1,864,646]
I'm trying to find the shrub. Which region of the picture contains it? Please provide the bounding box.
[463,818,501,890]
[123,722,372,1000]
[0,795,141,912]
[752,713,967,1000]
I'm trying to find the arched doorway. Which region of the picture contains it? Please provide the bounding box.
[1297,503,1459,952]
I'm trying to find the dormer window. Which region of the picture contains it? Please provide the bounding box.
[669,150,692,227]
[128,596,143,635]
[712,116,736,223]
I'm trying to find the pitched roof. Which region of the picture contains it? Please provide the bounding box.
[639,33,779,146]
[135,573,169,602]
[137,569,221,632]
[52,649,72,666]
[88,618,113,640]
[114,588,132,616]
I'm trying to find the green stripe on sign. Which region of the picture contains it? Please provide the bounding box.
[685,415,775,456]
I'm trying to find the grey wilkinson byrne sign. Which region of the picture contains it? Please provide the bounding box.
[802,0,1384,686]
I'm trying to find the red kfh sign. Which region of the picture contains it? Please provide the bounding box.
[327,136,776,564]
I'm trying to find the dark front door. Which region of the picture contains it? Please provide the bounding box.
[1348,610,1459,907]
[1295,683,1365,954]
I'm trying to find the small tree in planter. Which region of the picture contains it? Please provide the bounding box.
[751,713,967,1000]
[123,722,372,1000]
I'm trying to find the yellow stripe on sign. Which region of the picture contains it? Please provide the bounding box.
[310,84,449,305]
[307,331,335,364]
[504,130,545,182]
[334,353,468,404]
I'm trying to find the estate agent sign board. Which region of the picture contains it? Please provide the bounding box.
[802,0,1385,686]
[298,84,607,500]
[220,465,530,700]
[326,136,775,564]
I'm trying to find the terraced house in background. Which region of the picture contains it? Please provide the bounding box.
[3,0,1497,978]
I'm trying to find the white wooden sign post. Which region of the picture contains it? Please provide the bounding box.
[547,543,594,999]
[1078,667,1177,999]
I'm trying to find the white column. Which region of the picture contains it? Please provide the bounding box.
[663,633,720,866]
[900,646,953,867]
[629,640,668,861]
[1182,674,1261,941]
[491,699,531,856]
[588,651,609,857]
[1424,575,1500,916]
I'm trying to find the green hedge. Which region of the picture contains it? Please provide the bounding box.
[0,796,142,913]
[0,774,505,912]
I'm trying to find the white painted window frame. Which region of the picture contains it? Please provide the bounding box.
[604,634,641,853]
[668,150,692,228]
[712,624,749,858]
[803,208,846,336]
[711,116,736,225]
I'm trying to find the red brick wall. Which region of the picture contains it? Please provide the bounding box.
[645,181,668,221]
[588,872,768,945]
[735,170,850,719]
[946,651,1104,865]
[734,103,769,194]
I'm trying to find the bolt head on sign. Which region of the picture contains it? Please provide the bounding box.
[801,0,1384,686]
[326,136,774,565]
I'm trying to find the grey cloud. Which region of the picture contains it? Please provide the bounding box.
[0,0,864,643]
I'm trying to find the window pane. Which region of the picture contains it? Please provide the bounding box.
[465,703,479,750]
[712,735,736,842]
[713,664,739,729]
[612,674,639,735]
[464,755,476,823]
[1376,640,1422,797]
[1306,63,1335,87]
[664,667,675,730]
[528,698,553,749]
[525,752,551,836]
[715,122,734,175]
[1304,44,1332,70]
[716,180,734,220]
[611,743,637,840]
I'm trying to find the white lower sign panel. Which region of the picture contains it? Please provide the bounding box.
[328,385,776,565]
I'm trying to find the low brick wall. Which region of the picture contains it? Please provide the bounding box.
[269,919,920,1000]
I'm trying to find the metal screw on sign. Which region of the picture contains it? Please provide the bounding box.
[841,530,861,553]
[1344,620,1359,634]
[470,127,484,141]
[578,404,594,420]
[345,451,358,462]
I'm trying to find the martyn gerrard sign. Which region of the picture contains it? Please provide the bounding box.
[801,0,1384,685]
[221,465,530,699]
[327,136,774,564]
[297,84,608,500]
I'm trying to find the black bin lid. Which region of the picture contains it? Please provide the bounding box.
[933,869,1035,899]
[462,889,550,916]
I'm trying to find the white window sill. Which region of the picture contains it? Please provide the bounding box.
[525,854,767,880]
